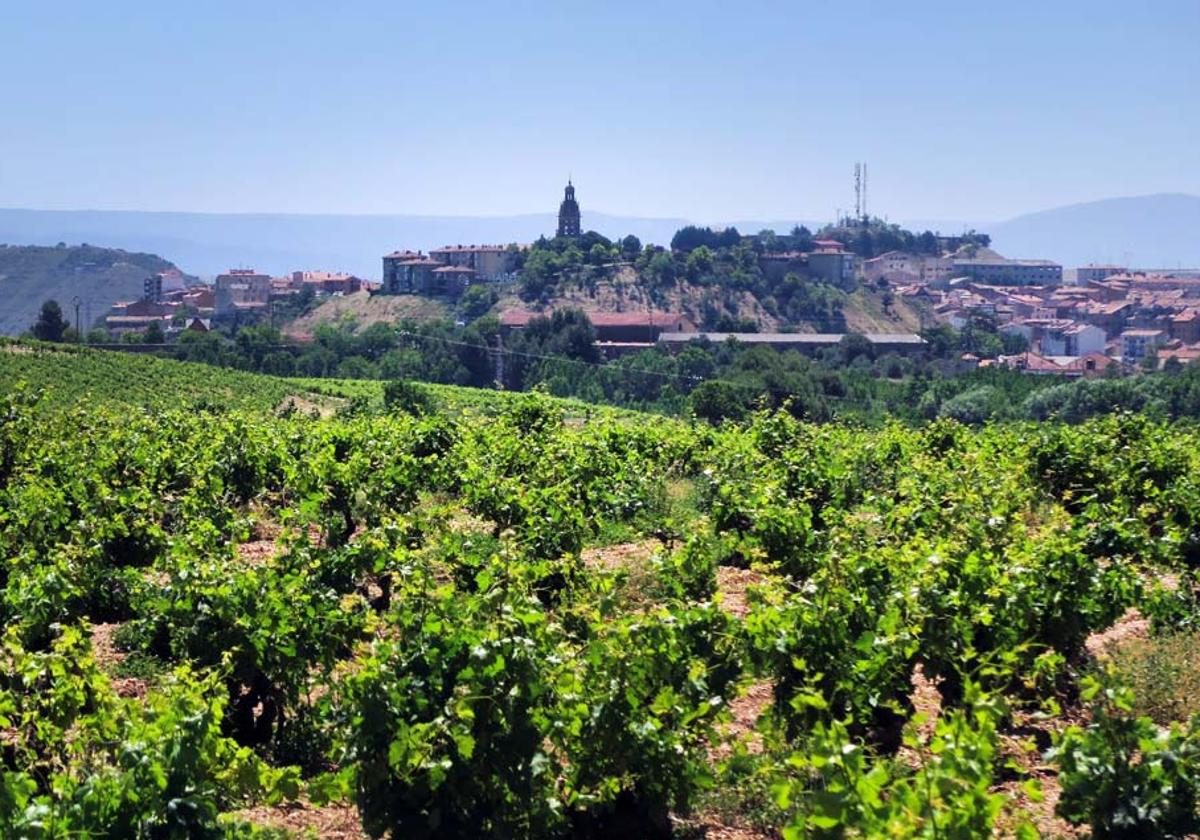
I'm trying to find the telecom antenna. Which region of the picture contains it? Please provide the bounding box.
[853,163,862,221]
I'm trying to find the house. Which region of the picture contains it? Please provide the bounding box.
[995,351,1066,375]
[384,257,442,295]
[430,265,476,297]
[1120,328,1167,362]
[863,251,953,286]
[950,258,1062,286]
[1074,300,1134,337]
[1075,264,1127,284]
[428,245,516,281]
[1003,319,1105,356]
[214,269,272,317]
[291,270,364,295]
[1171,310,1200,344]
[806,244,858,288]
[1156,344,1200,369]
[1058,352,1117,378]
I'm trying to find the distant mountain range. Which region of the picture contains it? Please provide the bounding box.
[985,194,1200,270]
[0,193,1196,281]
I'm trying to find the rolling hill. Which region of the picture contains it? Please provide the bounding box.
[0,244,184,336]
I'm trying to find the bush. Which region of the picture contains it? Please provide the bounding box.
[1050,675,1200,839]
[383,379,433,415]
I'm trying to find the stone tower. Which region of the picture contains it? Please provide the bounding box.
[556,180,581,238]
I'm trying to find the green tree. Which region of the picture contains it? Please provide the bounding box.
[31,299,68,342]
[620,234,642,259]
[689,380,747,424]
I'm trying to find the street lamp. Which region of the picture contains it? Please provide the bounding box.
[72,296,81,343]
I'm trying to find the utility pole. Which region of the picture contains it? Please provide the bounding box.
[72,296,81,342]
[492,332,506,389]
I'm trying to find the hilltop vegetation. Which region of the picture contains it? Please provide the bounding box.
[0,243,185,336]
[5,351,1200,836]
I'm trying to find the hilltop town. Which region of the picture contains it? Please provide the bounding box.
[83,180,1200,380]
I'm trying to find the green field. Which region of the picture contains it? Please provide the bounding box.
[0,340,639,421]
[3,342,1200,838]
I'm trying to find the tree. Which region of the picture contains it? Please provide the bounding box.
[31,299,69,342]
[620,235,642,259]
[143,322,165,344]
[459,284,497,321]
[689,380,748,425]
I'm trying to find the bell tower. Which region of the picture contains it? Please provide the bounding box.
[556,180,581,238]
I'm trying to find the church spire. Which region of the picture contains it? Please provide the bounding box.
[557,179,580,238]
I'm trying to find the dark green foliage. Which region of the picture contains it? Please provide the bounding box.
[1052,677,1200,839]
[31,299,68,342]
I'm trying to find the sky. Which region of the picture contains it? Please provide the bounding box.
[1,0,1197,224]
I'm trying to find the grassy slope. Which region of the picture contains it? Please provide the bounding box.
[282,291,450,338]
[0,340,637,420]
[0,244,183,336]
[840,288,923,334]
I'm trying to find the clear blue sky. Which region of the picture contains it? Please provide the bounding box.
[2,0,1197,223]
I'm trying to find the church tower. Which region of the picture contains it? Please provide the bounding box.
[556,180,581,238]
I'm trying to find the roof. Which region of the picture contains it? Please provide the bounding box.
[1000,352,1064,373]
[430,244,508,254]
[499,309,686,329]
[384,250,423,259]
[952,258,1061,268]
[298,271,356,282]
[1122,329,1166,337]
[105,315,169,325]
[432,266,476,274]
[658,331,925,346]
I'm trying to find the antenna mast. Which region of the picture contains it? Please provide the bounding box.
[853,163,862,222]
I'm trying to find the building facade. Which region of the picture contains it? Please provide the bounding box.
[951,258,1063,286]
[1120,328,1167,362]
[428,245,516,281]
[1076,264,1127,284]
[214,269,272,317]
[807,246,858,288]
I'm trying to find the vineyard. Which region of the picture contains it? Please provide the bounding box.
[4,346,1200,838]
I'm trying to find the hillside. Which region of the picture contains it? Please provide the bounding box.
[279,268,921,338]
[283,291,450,339]
[0,243,184,336]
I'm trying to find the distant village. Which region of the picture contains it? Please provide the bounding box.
[104,181,1200,375]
